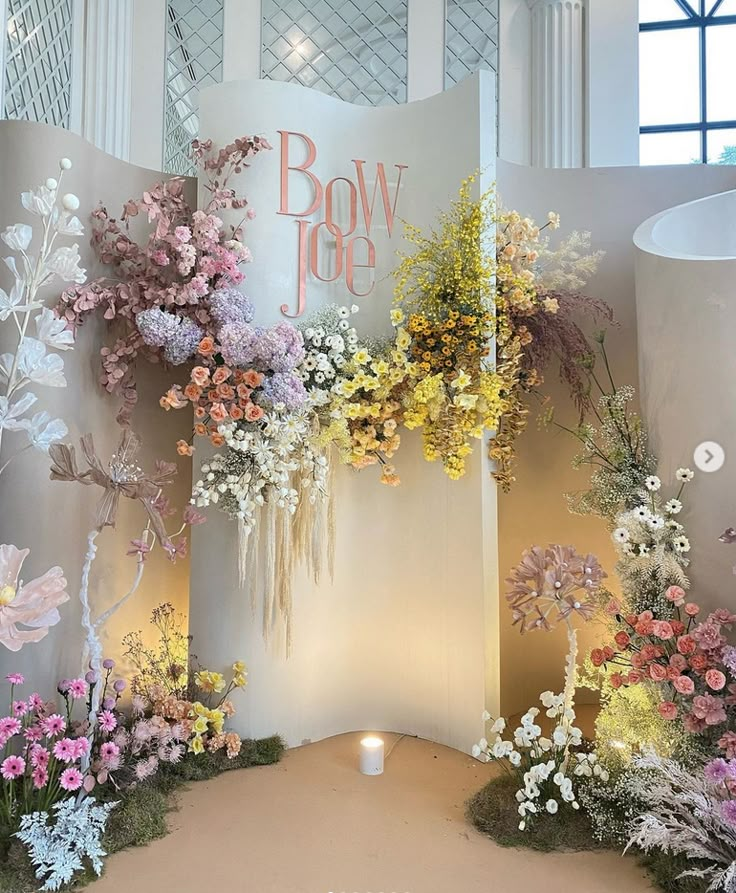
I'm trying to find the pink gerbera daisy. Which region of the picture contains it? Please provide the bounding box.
[12,700,27,717]
[52,737,77,763]
[99,741,120,763]
[31,766,48,789]
[59,767,83,791]
[5,673,24,685]
[1,755,25,779]
[23,725,43,743]
[67,678,87,700]
[30,746,50,769]
[27,693,43,710]
[0,716,21,744]
[71,737,90,759]
[97,710,117,733]
[41,714,65,737]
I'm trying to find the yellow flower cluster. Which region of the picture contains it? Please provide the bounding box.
[188,660,248,757]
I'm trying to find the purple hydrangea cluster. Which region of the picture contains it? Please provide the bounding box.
[260,371,308,411]
[218,320,305,373]
[136,308,203,365]
[208,286,255,327]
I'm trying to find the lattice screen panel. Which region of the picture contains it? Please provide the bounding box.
[3,0,74,127]
[445,0,499,88]
[165,0,224,175]
[261,0,408,106]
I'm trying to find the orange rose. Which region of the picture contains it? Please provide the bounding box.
[210,433,225,447]
[243,369,263,388]
[191,366,210,387]
[194,423,207,437]
[184,383,202,401]
[198,336,215,356]
[217,383,235,400]
[229,406,244,420]
[194,406,206,419]
[237,384,252,400]
[207,389,219,403]
[244,403,264,422]
[212,366,232,385]
[209,402,228,423]
[176,439,194,456]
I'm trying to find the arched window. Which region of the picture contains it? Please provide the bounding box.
[640,0,736,164]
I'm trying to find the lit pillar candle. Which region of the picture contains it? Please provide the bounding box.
[359,736,384,775]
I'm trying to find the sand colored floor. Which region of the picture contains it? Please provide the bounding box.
[94,732,655,893]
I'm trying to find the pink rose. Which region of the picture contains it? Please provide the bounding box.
[658,701,678,721]
[649,663,668,682]
[707,669,727,691]
[652,621,675,640]
[674,675,695,695]
[666,585,686,606]
[685,603,701,617]
[678,635,697,655]
[670,654,688,671]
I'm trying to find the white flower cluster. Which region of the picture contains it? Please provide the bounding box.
[473,691,592,830]
[191,409,328,534]
[0,159,85,472]
[611,468,695,561]
[298,304,360,403]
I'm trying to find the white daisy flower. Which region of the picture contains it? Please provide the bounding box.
[647,515,665,531]
[665,499,682,514]
[676,468,695,482]
[674,535,691,553]
[612,527,630,544]
[337,306,349,319]
[634,506,651,521]
[639,543,650,555]
[645,475,661,491]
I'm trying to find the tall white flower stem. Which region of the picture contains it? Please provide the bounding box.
[78,529,100,776]
[562,621,578,715]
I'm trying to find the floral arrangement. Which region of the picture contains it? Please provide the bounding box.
[0,157,85,478]
[122,602,191,700]
[57,136,271,422]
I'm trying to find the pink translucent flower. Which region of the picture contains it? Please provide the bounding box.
[99,741,120,763]
[98,710,117,733]
[59,767,83,791]
[5,673,24,685]
[0,545,69,651]
[0,716,21,743]
[67,678,87,699]
[1,755,25,779]
[658,701,678,720]
[41,714,65,737]
[30,746,50,769]
[126,539,152,559]
[52,738,77,763]
[31,766,48,789]
[707,669,727,691]
[182,505,206,526]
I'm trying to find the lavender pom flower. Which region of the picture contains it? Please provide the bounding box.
[260,371,308,410]
[208,286,255,326]
[137,308,203,365]
[218,321,259,367]
[218,319,305,373]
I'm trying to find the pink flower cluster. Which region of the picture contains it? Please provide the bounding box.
[592,587,736,752]
[55,135,272,414]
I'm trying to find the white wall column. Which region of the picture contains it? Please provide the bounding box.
[223,0,261,81]
[81,0,133,160]
[130,0,166,170]
[528,0,586,168]
[407,0,444,101]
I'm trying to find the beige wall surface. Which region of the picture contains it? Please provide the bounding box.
[496,159,736,716]
[0,121,193,692]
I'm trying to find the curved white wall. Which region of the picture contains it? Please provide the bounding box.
[635,191,736,607]
[0,122,193,690]
[188,75,500,753]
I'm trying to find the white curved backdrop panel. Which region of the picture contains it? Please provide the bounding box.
[635,191,736,605]
[189,74,499,753]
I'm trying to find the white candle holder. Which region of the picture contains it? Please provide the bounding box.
[359,735,384,775]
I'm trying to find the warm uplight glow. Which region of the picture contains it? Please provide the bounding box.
[359,735,385,775]
[361,736,384,748]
